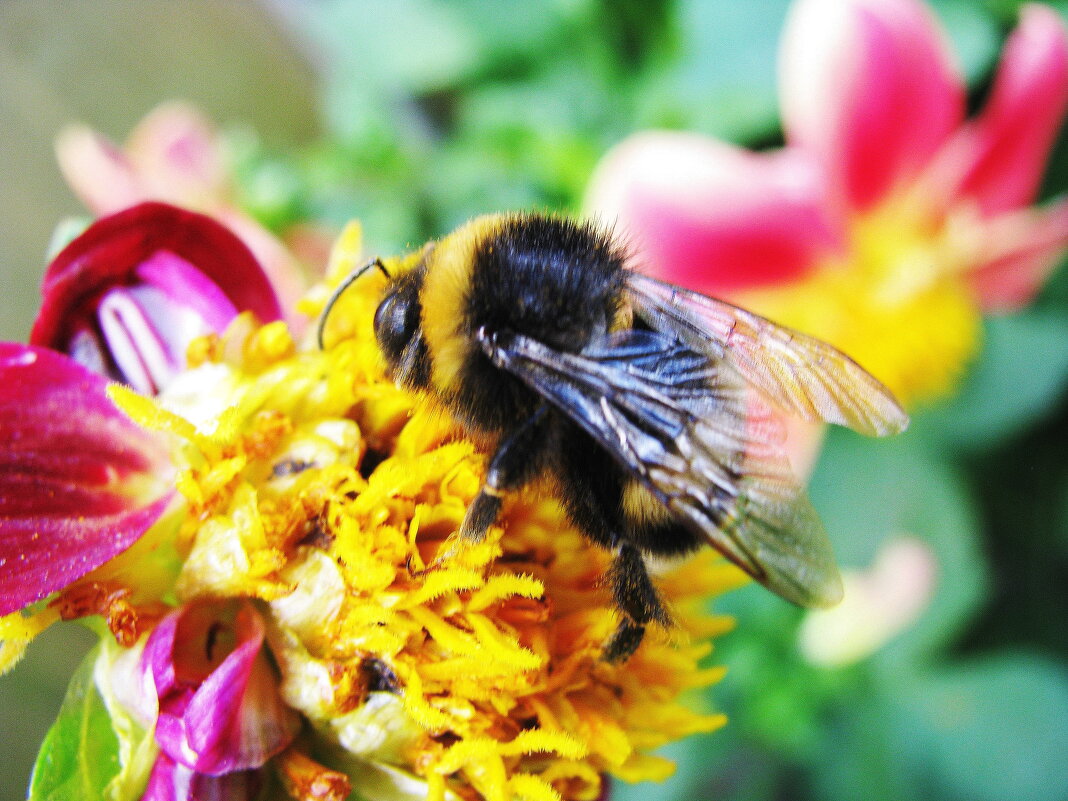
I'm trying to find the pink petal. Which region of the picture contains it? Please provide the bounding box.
[125,102,230,209]
[799,536,937,666]
[967,201,1068,311]
[938,5,1068,216]
[142,607,185,705]
[55,104,228,217]
[0,345,174,615]
[31,202,282,365]
[90,252,241,395]
[134,251,240,334]
[781,416,828,481]
[584,132,841,293]
[143,754,262,801]
[780,0,964,210]
[148,603,299,774]
[54,126,150,215]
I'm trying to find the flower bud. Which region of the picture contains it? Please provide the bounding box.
[31,202,282,395]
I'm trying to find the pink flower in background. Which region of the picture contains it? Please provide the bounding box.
[55,102,325,322]
[586,0,1068,406]
[31,202,282,396]
[798,536,938,666]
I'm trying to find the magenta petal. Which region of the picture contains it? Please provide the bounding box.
[30,202,282,362]
[135,251,240,334]
[150,604,299,774]
[142,608,183,703]
[967,202,1068,311]
[0,344,174,616]
[585,132,841,293]
[780,0,964,210]
[941,5,1068,215]
[143,754,261,801]
[86,251,242,395]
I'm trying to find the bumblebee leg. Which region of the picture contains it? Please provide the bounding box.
[603,543,670,663]
[459,405,551,542]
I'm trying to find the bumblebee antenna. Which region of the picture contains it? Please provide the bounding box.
[317,257,391,349]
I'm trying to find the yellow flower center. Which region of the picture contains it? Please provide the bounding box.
[743,193,984,407]
[99,223,746,801]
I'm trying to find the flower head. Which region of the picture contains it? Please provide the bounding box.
[4,219,743,801]
[585,0,1068,405]
[145,229,742,799]
[31,202,282,396]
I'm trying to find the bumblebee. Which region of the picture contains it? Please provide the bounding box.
[320,213,908,661]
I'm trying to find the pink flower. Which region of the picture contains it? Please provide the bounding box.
[135,602,301,801]
[55,102,323,321]
[0,344,175,616]
[1,201,283,637]
[30,202,282,396]
[585,1,1068,405]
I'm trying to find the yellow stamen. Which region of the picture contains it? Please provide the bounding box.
[0,607,60,673]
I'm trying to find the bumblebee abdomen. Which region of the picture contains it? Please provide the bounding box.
[620,479,705,557]
[553,431,704,558]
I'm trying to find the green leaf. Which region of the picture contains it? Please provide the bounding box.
[810,653,1068,801]
[28,645,120,801]
[439,0,568,71]
[293,0,480,96]
[640,0,789,143]
[901,653,1068,801]
[929,0,1000,85]
[980,0,1068,26]
[811,691,928,801]
[916,311,1068,451]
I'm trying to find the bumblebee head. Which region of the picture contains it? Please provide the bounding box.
[372,267,424,368]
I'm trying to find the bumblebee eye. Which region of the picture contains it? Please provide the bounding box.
[373,289,418,360]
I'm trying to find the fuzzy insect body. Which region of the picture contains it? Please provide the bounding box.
[326,213,908,661]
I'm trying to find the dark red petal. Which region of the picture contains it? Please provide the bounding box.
[30,202,282,353]
[0,344,174,615]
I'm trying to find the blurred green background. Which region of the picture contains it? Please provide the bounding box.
[2,1,1068,800]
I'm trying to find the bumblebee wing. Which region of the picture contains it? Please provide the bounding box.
[479,327,843,608]
[625,272,909,437]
